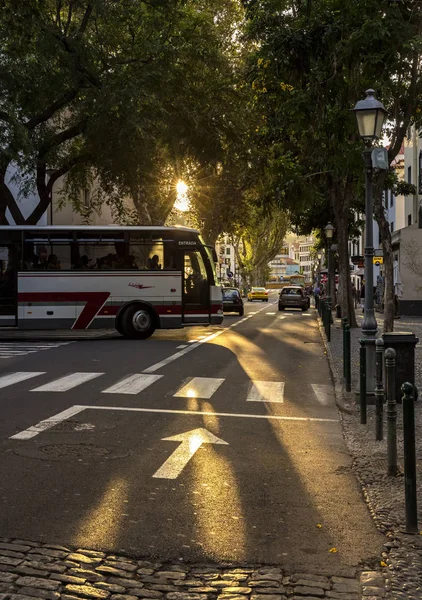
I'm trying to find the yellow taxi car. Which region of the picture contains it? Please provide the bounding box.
[247,286,269,302]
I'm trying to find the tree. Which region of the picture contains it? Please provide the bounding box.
[243,0,422,328]
[0,0,245,226]
[233,204,289,286]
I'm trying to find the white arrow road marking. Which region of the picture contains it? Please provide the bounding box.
[152,428,228,479]
[174,377,224,399]
[102,374,162,395]
[311,384,333,406]
[247,381,285,403]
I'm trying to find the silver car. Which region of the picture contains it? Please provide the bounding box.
[278,286,310,311]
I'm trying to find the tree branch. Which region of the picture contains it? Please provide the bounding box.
[38,119,88,161]
[25,88,80,130]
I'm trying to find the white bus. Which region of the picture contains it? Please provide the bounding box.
[0,226,223,339]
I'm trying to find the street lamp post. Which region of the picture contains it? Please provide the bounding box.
[324,222,334,310]
[353,89,388,394]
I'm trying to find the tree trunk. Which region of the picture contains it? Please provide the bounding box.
[330,176,357,328]
[0,163,25,225]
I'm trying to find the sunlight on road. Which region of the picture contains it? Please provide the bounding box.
[190,446,246,561]
[72,476,129,548]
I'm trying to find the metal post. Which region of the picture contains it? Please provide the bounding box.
[326,300,331,342]
[345,324,351,392]
[342,317,348,378]
[327,242,332,308]
[360,343,367,424]
[402,382,418,533]
[361,149,378,397]
[375,337,384,441]
[385,348,397,477]
[362,148,378,338]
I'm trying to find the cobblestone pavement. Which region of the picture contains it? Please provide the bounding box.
[0,538,385,600]
[326,310,422,599]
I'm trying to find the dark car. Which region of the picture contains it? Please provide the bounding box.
[278,286,310,312]
[222,287,244,315]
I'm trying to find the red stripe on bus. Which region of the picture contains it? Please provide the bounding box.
[18,292,110,329]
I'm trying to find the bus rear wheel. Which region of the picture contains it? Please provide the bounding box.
[121,304,156,339]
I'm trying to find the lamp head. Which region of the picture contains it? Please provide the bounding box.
[324,222,335,239]
[352,89,387,143]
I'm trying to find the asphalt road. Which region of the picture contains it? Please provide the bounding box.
[0,293,382,574]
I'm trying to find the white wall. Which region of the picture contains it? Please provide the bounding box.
[5,163,47,225]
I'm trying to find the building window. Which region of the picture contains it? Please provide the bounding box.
[226,247,230,255]
[390,193,394,208]
[408,166,412,184]
[390,222,394,233]
[83,188,91,209]
[408,214,412,226]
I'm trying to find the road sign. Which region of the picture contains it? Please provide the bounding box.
[373,257,383,266]
[372,148,389,170]
[152,428,228,479]
[227,270,233,278]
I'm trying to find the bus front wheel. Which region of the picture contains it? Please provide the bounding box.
[121,304,156,339]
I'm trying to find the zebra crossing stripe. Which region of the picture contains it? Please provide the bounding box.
[31,372,104,392]
[174,377,225,399]
[0,372,45,389]
[247,381,285,403]
[102,374,162,395]
[311,384,332,405]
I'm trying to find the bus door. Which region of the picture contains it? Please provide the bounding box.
[0,245,17,326]
[182,250,210,324]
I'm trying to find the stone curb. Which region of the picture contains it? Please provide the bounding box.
[316,315,354,415]
[0,537,381,600]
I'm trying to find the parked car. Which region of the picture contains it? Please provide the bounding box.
[222,287,244,315]
[247,287,269,302]
[278,286,310,311]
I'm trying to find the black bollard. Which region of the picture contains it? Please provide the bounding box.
[342,317,348,378]
[402,382,418,533]
[385,348,397,477]
[326,300,331,342]
[360,343,367,425]
[345,324,351,392]
[375,338,384,441]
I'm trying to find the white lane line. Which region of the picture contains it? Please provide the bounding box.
[311,384,333,406]
[10,405,86,440]
[10,405,336,439]
[31,372,103,392]
[176,344,188,349]
[174,377,225,399]
[0,351,38,355]
[143,301,280,374]
[102,373,162,395]
[247,381,285,403]
[188,340,198,344]
[143,330,224,374]
[0,372,45,389]
[266,312,276,315]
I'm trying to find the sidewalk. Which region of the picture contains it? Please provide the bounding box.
[324,309,422,599]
